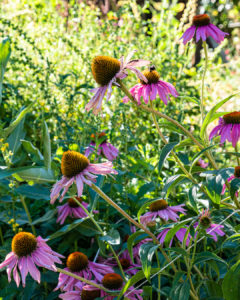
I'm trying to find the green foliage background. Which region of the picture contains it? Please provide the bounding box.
[0,0,240,299]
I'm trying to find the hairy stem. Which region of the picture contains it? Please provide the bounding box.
[201,41,208,126]
[91,183,178,272]
[20,196,36,236]
[73,197,127,281]
[235,144,240,165]
[117,79,218,170]
[56,267,114,293]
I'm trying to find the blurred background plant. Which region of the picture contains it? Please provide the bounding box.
[0,0,239,299]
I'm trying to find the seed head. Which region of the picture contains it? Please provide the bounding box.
[102,273,123,290]
[12,232,37,257]
[149,199,168,212]
[61,151,89,178]
[66,252,89,272]
[193,14,210,27]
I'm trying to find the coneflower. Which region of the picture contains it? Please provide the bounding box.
[123,65,178,105]
[180,14,228,45]
[0,232,64,287]
[85,51,150,114]
[50,150,117,204]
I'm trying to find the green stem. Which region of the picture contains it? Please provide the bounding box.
[235,144,240,165]
[117,80,218,170]
[155,250,161,300]
[73,197,127,281]
[0,226,4,245]
[56,267,114,293]
[20,196,36,236]
[91,183,178,273]
[201,41,208,126]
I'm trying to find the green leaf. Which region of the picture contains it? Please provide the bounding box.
[3,102,35,138]
[100,229,120,245]
[139,243,159,281]
[116,269,160,300]
[188,185,198,212]
[164,218,191,245]
[171,280,190,300]
[43,121,51,170]
[127,231,147,261]
[158,142,178,173]
[48,218,100,240]
[32,210,56,225]
[14,167,55,183]
[222,260,240,300]
[75,218,102,237]
[200,92,240,139]
[7,118,26,155]
[0,37,11,104]
[162,175,189,197]
[190,145,216,173]
[230,178,240,199]
[15,184,50,200]
[0,166,34,180]
[194,251,228,266]
[21,139,44,162]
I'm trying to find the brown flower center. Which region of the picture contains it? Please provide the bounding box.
[193,14,210,27]
[140,66,160,84]
[102,273,123,290]
[149,199,168,212]
[223,112,240,124]
[200,216,211,228]
[81,288,101,300]
[12,232,37,257]
[234,166,240,178]
[120,258,131,269]
[66,252,89,272]
[67,197,82,208]
[61,150,89,178]
[92,56,121,86]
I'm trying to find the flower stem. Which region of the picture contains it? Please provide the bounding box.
[20,196,36,236]
[201,41,208,126]
[56,267,115,294]
[117,79,218,170]
[235,144,240,165]
[73,197,127,282]
[91,183,178,273]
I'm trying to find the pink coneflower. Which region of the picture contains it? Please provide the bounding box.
[180,14,228,45]
[56,197,98,225]
[157,227,191,247]
[85,132,119,161]
[86,51,150,114]
[59,275,143,300]
[0,232,64,287]
[140,199,186,225]
[55,252,114,291]
[221,166,240,195]
[104,250,141,276]
[197,158,209,168]
[123,66,178,105]
[50,150,117,204]
[209,112,240,147]
[194,209,225,242]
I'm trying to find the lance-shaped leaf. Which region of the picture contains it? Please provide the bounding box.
[0,37,11,104]
[43,121,51,170]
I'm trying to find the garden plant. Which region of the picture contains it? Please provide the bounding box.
[0,0,240,299]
